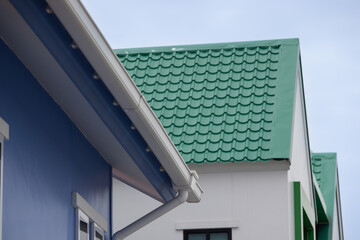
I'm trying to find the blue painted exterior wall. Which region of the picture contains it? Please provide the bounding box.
[0,38,111,239]
[7,0,175,202]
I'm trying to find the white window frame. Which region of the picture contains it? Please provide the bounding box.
[76,209,90,240]
[91,222,104,240]
[72,192,107,240]
[0,117,9,240]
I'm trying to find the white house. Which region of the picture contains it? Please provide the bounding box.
[113,39,344,240]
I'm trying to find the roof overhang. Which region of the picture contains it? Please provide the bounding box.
[313,174,328,223]
[0,0,202,203]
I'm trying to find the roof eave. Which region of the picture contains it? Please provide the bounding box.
[46,0,202,203]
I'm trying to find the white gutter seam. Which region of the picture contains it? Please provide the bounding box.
[112,190,188,240]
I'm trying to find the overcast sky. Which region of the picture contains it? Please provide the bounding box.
[82,0,359,238]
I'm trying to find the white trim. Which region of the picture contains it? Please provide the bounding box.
[91,222,104,240]
[72,192,108,232]
[312,174,327,215]
[76,209,90,240]
[297,64,316,209]
[0,117,7,240]
[175,220,239,230]
[0,118,9,140]
[335,170,344,240]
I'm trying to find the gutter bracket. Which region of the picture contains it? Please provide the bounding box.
[112,190,188,240]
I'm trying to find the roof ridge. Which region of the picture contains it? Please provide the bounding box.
[114,38,299,55]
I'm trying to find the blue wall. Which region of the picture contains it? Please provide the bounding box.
[0,39,111,239]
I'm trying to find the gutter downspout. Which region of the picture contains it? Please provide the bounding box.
[112,190,188,240]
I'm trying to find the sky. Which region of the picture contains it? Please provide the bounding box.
[81,0,359,238]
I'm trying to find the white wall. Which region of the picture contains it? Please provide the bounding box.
[113,165,291,240]
[288,65,314,208]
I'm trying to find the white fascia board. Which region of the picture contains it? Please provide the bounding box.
[312,173,327,216]
[46,0,202,202]
[46,0,140,110]
[0,118,9,140]
[335,168,344,239]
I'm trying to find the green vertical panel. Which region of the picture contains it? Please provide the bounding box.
[294,182,302,240]
[311,153,338,240]
[188,233,206,240]
[210,233,228,240]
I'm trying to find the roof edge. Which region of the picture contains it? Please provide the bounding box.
[114,38,299,55]
[46,0,202,202]
[268,41,300,159]
[312,152,337,160]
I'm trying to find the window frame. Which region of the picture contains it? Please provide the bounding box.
[0,117,9,240]
[72,192,107,240]
[183,228,232,240]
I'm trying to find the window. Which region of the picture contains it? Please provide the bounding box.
[0,117,9,240]
[92,222,104,240]
[77,209,90,240]
[72,192,107,240]
[184,229,231,240]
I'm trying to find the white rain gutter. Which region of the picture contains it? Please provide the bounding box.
[45,0,202,204]
[113,190,188,240]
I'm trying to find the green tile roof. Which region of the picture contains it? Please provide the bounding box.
[116,39,299,164]
[311,152,338,238]
[311,153,337,215]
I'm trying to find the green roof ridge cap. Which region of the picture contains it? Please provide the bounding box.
[114,38,299,55]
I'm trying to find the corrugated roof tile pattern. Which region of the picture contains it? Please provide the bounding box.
[311,152,338,224]
[312,155,323,188]
[311,153,337,191]
[117,43,285,164]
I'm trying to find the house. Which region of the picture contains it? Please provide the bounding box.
[0,0,202,239]
[311,153,343,239]
[113,40,344,239]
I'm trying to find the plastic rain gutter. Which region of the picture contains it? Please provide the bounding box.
[44,1,202,237]
[45,0,202,203]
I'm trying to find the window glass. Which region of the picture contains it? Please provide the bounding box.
[184,229,231,240]
[210,232,228,240]
[188,233,206,240]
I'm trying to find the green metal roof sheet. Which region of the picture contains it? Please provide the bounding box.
[311,153,337,218]
[115,39,299,164]
[312,152,339,240]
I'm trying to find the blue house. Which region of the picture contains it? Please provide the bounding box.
[0,0,202,239]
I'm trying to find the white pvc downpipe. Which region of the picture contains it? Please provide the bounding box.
[112,191,188,240]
